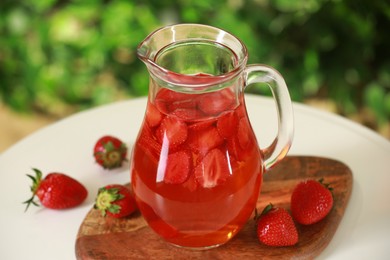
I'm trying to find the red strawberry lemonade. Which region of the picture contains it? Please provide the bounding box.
[131,87,263,248]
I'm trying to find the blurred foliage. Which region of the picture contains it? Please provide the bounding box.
[0,0,389,129]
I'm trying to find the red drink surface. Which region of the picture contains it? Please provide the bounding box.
[131,87,263,248]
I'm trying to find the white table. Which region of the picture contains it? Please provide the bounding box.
[1,95,389,259]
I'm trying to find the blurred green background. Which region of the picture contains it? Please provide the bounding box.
[1,0,389,137]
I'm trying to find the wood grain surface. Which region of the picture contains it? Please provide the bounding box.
[76,156,353,259]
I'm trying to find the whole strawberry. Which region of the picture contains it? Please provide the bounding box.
[94,184,137,218]
[290,179,334,225]
[256,204,298,247]
[24,168,88,211]
[93,135,127,169]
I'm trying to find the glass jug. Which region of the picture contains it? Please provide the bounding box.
[130,24,294,249]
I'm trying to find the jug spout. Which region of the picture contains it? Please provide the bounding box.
[136,30,160,66]
[136,24,248,89]
[136,40,151,64]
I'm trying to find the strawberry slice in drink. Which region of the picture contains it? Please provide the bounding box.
[172,108,205,121]
[145,102,164,128]
[156,115,188,148]
[187,125,224,155]
[163,150,192,184]
[198,88,235,116]
[194,148,231,188]
[237,117,252,149]
[168,96,197,112]
[137,124,162,164]
[188,118,217,132]
[227,117,258,162]
[217,110,239,138]
[227,135,245,163]
[182,171,199,192]
[155,88,195,115]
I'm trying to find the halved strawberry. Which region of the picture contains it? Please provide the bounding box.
[198,88,235,116]
[235,102,247,119]
[155,99,169,115]
[172,108,205,121]
[156,88,191,103]
[217,110,239,138]
[194,148,231,188]
[226,117,259,163]
[157,115,188,148]
[237,117,252,149]
[137,124,162,164]
[163,150,192,184]
[187,125,224,155]
[168,97,198,112]
[188,118,217,132]
[227,136,244,162]
[182,171,198,192]
[145,102,164,128]
[155,89,194,115]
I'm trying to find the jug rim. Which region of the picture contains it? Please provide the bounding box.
[137,23,249,89]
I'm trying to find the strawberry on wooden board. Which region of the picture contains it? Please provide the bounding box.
[256,204,298,247]
[93,135,128,169]
[290,179,334,225]
[24,168,88,211]
[94,184,137,218]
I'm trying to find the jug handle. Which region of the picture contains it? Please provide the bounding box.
[244,65,294,171]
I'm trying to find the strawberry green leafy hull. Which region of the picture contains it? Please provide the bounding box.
[94,135,127,169]
[94,184,137,218]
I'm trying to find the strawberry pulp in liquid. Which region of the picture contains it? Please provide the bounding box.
[131,87,263,248]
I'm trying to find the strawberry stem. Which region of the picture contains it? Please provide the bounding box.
[94,141,127,169]
[261,203,274,215]
[23,168,43,212]
[319,178,334,191]
[254,203,274,221]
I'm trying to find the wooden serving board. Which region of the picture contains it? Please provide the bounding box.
[76,156,353,259]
